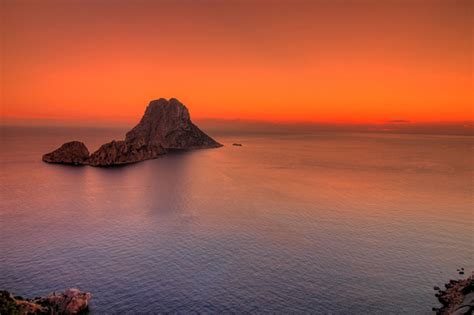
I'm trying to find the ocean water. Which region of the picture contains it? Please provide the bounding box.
[0,126,472,314]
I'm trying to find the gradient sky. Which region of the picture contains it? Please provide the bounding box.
[1,0,473,125]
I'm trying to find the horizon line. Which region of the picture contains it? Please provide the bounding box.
[1,115,473,127]
[1,118,472,137]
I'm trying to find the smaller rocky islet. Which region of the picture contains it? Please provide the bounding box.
[42,141,90,165]
[42,98,222,167]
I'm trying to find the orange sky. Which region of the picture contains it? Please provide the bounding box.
[1,0,473,125]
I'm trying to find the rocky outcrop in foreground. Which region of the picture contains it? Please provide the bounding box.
[0,288,91,314]
[42,98,222,166]
[434,274,473,315]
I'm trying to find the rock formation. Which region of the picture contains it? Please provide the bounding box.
[125,98,221,150]
[42,141,90,165]
[0,288,91,314]
[88,140,165,166]
[42,98,222,166]
[434,274,473,314]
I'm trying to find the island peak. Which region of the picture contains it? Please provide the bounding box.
[42,99,222,166]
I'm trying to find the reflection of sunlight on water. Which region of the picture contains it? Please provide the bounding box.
[0,128,473,313]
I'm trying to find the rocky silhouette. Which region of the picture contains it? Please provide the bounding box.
[42,98,222,166]
[433,273,473,315]
[0,288,91,315]
[42,141,90,165]
[88,140,165,166]
[126,98,221,150]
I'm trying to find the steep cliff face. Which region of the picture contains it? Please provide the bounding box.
[125,98,222,150]
[42,98,222,166]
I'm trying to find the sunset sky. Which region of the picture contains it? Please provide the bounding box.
[1,0,472,126]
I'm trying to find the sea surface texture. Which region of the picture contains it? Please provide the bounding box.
[0,126,472,313]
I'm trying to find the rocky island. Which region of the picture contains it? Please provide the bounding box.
[42,98,222,166]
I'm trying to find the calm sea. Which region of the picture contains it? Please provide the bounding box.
[0,126,472,314]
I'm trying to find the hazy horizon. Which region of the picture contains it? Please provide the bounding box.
[2,117,473,137]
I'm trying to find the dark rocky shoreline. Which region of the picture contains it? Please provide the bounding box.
[434,273,473,315]
[0,289,91,314]
[2,274,472,314]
